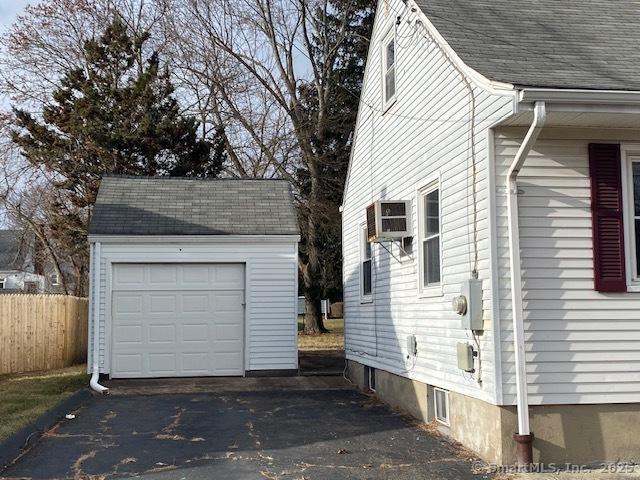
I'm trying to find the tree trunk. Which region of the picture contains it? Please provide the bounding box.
[302,241,327,334]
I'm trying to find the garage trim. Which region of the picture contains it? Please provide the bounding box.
[109,262,248,378]
[102,252,255,378]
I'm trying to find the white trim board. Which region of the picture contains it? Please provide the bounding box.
[88,235,301,244]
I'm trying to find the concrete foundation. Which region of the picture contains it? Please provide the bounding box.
[347,359,640,466]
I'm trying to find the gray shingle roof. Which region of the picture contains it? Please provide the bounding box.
[89,177,299,236]
[416,0,640,91]
[0,230,23,270]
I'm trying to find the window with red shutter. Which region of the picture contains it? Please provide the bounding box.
[589,143,627,292]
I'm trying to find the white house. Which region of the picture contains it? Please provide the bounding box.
[87,176,299,387]
[0,229,60,293]
[343,0,640,466]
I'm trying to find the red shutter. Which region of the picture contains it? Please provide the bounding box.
[589,143,627,292]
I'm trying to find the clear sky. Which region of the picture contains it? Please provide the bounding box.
[0,1,33,31]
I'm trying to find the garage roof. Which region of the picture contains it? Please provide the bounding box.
[89,176,299,236]
[416,0,640,91]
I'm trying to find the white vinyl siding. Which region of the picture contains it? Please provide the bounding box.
[89,239,298,375]
[342,0,514,404]
[495,128,640,405]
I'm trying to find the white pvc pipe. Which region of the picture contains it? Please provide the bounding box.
[89,241,109,395]
[507,101,546,435]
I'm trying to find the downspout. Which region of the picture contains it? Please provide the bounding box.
[89,241,109,394]
[507,101,546,465]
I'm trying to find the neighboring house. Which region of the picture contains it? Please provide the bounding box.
[0,229,61,294]
[87,176,300,379]
[343,0,640,466]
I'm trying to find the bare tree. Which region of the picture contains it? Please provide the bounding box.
[162,0,360,333]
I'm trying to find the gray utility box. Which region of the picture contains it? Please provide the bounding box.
[457,342,475,372]
[453,278,484,331]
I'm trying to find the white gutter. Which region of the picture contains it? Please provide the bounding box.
[519,88,640,105]
[89,241,108,395]
[507,101,546,442]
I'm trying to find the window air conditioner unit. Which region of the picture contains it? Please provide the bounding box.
[366,200,411,242]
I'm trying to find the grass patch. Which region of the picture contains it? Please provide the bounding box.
[0,364,88,441]
[298,318,344,351]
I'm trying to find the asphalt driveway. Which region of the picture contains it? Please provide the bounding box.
[1,382,490,480]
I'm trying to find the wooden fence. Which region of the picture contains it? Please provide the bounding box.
[0,295,88,375]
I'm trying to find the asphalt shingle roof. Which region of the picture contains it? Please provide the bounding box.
[89,177,299,236]
[416,0,640,91]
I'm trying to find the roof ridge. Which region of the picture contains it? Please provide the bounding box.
[101,175,289,182]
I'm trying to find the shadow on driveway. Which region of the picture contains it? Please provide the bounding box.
[1,386,490,479]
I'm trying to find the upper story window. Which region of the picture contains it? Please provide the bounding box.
[418,180,442,294]
[50,273,60,286]
[361,224,373,299]
[382,28,396,109]
[0,277,5,289]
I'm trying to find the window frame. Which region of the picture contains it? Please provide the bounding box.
[0,277,5,289]
[434,388,450,426]
[381,25,397,112]
[50,273,60,286]
[417,177,443,297]
[621,144,640,291]
[366,366,376,392]
[360,223,373,303]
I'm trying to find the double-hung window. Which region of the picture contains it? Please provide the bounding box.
[361,225,373,299]
[382,28,396,109]
[419,181,441,293]
[620,145,640,290]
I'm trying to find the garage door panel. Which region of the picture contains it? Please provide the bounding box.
[183,323,209,342]
[114,295,143,314]
[215,292,244,312]
[113,353,143,375]
[182,294,209,313]
[114,265,145,288]
[147,353,177,375]
[182,353,210,374]
[213,265,244,288]
[149,294,176,313]
[148,265,178,286]
[112,264,244,378]
[148,324,176,343]
[114,325,143,344]
[216,324,243,341]
[183,266,209,284]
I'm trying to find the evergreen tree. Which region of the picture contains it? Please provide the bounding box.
[10,18,223,294]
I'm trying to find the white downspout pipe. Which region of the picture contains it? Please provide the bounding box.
[507,101,546,463]
[89,241,109,394]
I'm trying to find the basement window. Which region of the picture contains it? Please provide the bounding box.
[434,388,450,426]
[365,366,376,392]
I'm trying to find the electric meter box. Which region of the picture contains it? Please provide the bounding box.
[457,342,475,372]
[458,279,484,331]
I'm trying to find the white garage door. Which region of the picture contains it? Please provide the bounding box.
[111,264,245,378]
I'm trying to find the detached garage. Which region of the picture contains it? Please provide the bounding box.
[87,176,300,381]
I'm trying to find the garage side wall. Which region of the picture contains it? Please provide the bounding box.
[90,239,299,375]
